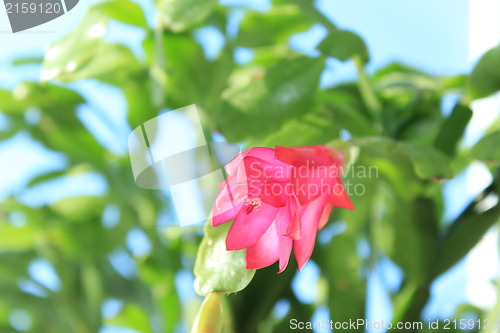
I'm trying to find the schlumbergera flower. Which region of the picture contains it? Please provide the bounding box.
[212,145,354,273]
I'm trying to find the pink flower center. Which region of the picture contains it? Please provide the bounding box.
[244,196,262,214]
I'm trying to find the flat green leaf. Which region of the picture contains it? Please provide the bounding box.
[27,170,68,187]
[106,303,153,333]
[50,195,106,220]
[0,89,27,113]
[27,164,93,187]
[7,83,107,164]
[317,29,369,63]
[219,259,297,332]
[399,143,454,179]
[10,56,44,66]
[42,39,138,83]
[369,197,438,324]
[437,206,500,276]
[216,56,325,141]
[143,32,234,112]
[91,0,148,28]
[257,103,340,147]
[386,198,439,281]
[161,33,211,108]
[0,225,38,252]
[434,104,472,156]
[468,45,500,100]
[41,3,140,83]
[320,235,366,328]
[13,82,85,120]
[470,130,500,164]
[353,137,423,199]
[31,124,106,165]
[158,286,182,333]
[318,86,376,136]
[0,128,17,141]
[236,5,313,47]
[373,62,432,81]
[41,0,145,82]
[158,0,217,32]
[329,169,375,233]
[194,220,255,296]
[441,74,467,91]
[373,62,439,93]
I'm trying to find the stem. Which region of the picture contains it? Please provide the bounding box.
[151,18,167,108]
[483,219,500,327]
[191,293,223,333]
[496,220,500,311]
[353,55,383,125]
[493,190,500,322]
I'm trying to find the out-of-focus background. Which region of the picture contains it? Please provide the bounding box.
[0,0,499,332]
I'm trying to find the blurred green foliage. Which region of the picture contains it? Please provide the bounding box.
[0,0,499,332]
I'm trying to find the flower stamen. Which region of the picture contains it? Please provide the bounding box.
[244,197,262,214]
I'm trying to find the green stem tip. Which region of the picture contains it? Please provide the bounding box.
[191,292,223,333]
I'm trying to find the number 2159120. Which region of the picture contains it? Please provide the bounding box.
[5,2,62,14]
[443,318,500,330]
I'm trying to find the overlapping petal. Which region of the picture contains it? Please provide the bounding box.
[246,222,280,270]
[275,145,343,167]
[226,203,279,251]
[212,145,354,273]
[293,195,329,270]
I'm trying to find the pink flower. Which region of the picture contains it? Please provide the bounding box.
[212,145,354,272]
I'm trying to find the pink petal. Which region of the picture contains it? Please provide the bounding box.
[226,203,279,251]
[318,203,333,230]
[274,197,301,240]
[273,206,295,272]
[293,195,329,270]
[247,147,278,161]
[261,181,289,207]
[286,212,301,240]
[277,234,293,273]
[243,156,292,183]
[212,202,243,226]
[224,151,248,178]
[284,198,301,240]
[216,177,249,203]
[328,177,354,210]
[275,145,343,167]
[275,200,292,235]
[212,181,248,226]
[293,165,335,205]
[246,206,294,272]
[246,222,280,270]
[225,147,276,176]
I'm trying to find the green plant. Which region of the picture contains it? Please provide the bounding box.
[0,0,499,332]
